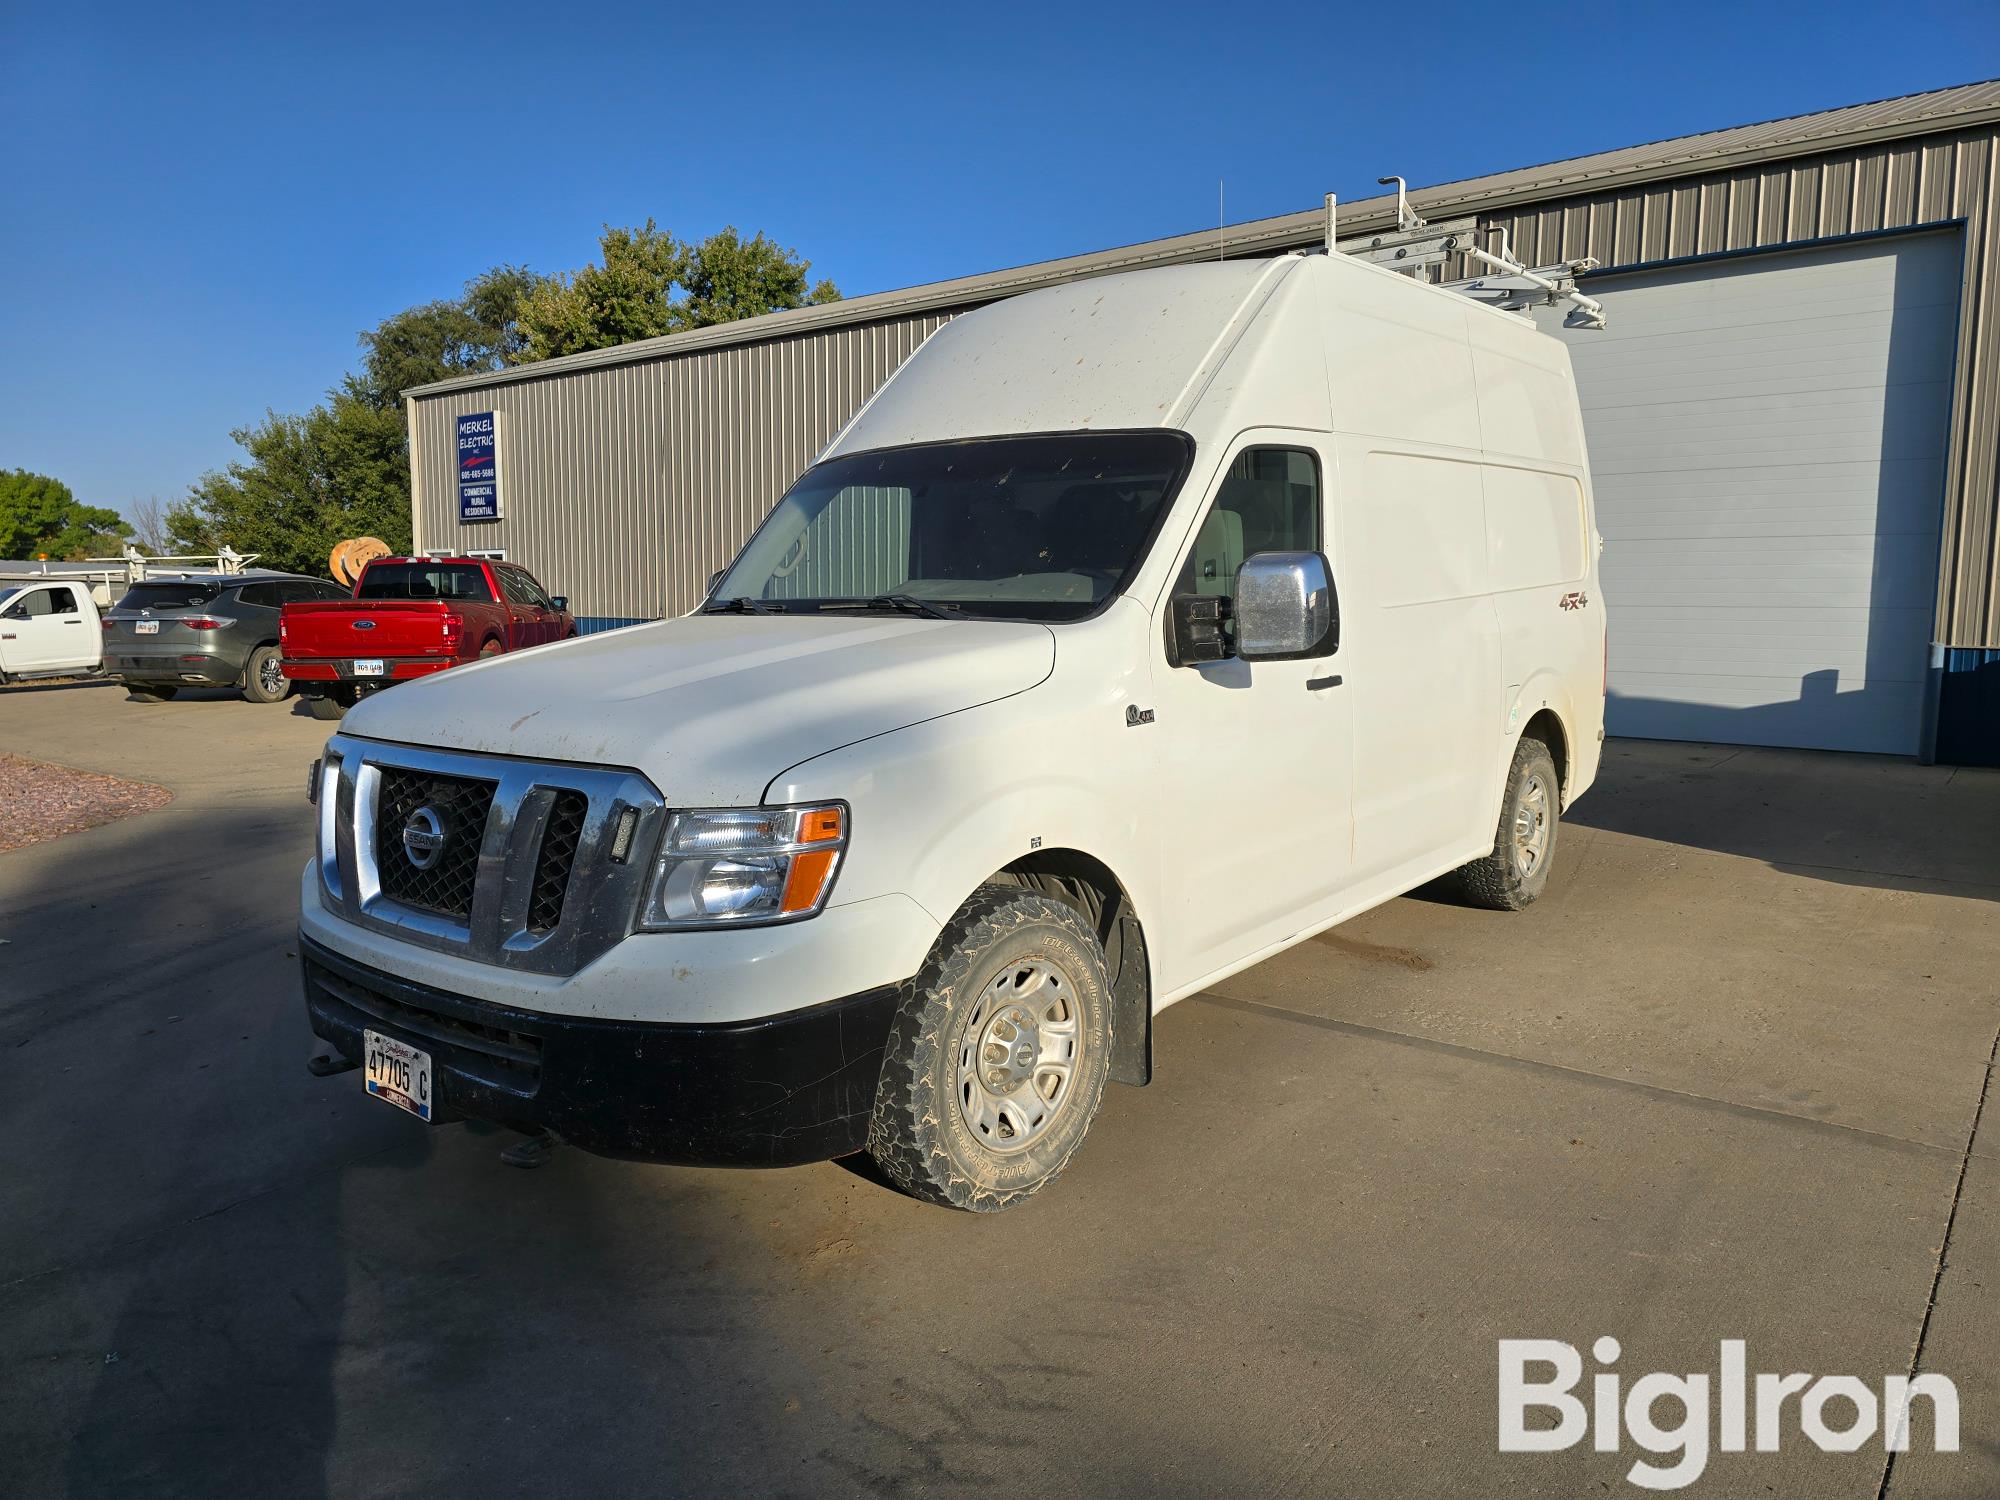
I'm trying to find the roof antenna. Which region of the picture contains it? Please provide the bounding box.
[1218,179,1225,261]
[1377,175,1427,232]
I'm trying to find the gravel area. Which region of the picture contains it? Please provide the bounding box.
[0,753,173,852]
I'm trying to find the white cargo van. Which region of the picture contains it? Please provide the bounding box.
[298,249,1605,1210]
[0,579,103,682]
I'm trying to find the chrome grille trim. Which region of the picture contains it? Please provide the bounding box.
[317,732,668,977]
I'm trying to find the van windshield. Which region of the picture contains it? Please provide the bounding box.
[710,432,1194,622]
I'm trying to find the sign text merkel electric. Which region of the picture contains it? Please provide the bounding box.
[456,412,501,522]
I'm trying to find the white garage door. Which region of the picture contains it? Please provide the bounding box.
[1535,231,1960,754]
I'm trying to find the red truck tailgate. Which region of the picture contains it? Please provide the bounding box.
[281,600,460,659]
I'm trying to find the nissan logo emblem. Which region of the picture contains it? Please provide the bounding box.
[401,806,446,869]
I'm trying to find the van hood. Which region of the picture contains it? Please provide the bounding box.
[340,614,1056,805]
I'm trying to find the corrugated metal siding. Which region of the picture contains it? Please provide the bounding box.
[1477,126,1999,645]
[412,313,954,621]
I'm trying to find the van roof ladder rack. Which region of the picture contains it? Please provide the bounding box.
[1319,191,1608,329]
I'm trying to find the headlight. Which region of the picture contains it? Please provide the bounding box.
[640,803,847,929]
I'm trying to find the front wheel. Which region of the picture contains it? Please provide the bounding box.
[869,887,1113,1212]
[305,692,350,721]
[1454,736,1560,910]
[241,645,291,704]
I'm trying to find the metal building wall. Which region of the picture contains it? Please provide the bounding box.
[411,311,955,625]
[1474,125,1999,647]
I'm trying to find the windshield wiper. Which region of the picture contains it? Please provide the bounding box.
[817,594,963,619]
[703,596,780,614]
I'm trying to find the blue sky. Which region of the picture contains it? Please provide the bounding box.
[2,1,1994,515]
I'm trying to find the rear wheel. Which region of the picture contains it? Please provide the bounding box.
[479,640,502,659]
[305,692,349,721]
[241,645,290,703]
[869,887,1112,1212]
[126,683,178,702]
[1455,736,1560,910]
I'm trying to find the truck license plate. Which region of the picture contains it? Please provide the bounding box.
[135,620,159,634]
[364,1030,432,1122]
[354,658,385,677]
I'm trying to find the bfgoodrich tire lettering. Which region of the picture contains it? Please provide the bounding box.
[1454,736,1559,911]
[869,886,1113,1212]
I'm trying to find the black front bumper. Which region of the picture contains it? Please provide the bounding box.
[300,935,900,1167]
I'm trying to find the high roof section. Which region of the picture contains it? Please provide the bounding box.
[407,78,2000,400]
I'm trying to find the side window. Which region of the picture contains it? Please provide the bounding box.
[497,568,534,606]
[521,574,555,610]
[315,581,350,601]
[237,583,276,609]
[20,588,62,617]
[48,587,79,615]
[1173,448,1321,608]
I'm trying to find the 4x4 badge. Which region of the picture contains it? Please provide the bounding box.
[1558,591,1589,611]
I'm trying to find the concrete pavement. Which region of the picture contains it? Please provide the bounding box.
[2,678,1995,1497]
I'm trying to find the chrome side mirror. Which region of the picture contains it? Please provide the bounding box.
[1235,551,1337,660]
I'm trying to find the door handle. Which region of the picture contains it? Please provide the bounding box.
[1306,674,1343,691]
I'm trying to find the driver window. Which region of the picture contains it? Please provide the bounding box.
[1174,448,1321,609]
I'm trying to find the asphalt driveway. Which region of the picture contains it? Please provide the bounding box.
[2,679,1996,1497]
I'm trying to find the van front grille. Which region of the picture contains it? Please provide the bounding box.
[529,791,589,933]
[374,769,496,920]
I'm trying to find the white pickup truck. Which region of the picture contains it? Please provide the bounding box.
[299,249,1606,1210]
[0,579,102,683]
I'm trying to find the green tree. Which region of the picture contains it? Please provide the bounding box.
[351,265,547,410]
[168,265,545,573]
[518,221,839,361]
[167,396,412,575]
[0,469,125,559]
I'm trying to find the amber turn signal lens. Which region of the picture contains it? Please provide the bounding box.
[780,849,839,914]
[799,808,844,844]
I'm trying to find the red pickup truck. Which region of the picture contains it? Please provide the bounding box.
[280,556,576,720]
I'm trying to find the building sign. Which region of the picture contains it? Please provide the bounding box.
[456,411,502,522]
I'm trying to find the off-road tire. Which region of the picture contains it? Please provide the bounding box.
[1455,736,1560,911]
[305,693,347,721]
[869,886,1113,1212]
[241,645,290,704]
[126,684,177,702]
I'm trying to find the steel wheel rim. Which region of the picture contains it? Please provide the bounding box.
[259,655,285,695]
[955,956,1081,1154]
[1513,771,1551,878]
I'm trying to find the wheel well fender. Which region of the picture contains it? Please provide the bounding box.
[987,848,1151,1088]
[1520,708,1571,799]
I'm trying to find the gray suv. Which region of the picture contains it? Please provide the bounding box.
[105,572,350,703]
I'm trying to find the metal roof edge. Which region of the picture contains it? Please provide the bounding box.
[405,78,2000,402]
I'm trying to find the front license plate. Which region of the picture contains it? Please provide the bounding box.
[134,619,159,634]
[364,1030,433,1122]
[353,658,385,677]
